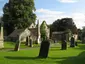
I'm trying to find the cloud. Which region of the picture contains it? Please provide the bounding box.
[36,8,64,15]
[0,10,3,16]
[58,0,79,3]
[36,8,71,25]
[36,8,85,29]
[71,13,85,29]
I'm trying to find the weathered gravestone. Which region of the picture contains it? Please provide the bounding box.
[61,34,67,50]
[14,40,20,51]
[38,40,50,58]
[70,37,75,47]
[25,37,29,46]
[29,38,33,47]
[61,40,67,50]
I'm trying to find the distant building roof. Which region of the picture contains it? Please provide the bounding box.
[8,29,25,38]
[52,31,68,35]
[29,28,38,37]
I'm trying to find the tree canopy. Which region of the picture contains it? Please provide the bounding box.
[51,18,77,33]
[2,0,36,35]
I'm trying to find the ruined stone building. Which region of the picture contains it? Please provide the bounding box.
[8,20,50,44]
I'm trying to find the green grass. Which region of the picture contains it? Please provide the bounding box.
[0,42,85,64]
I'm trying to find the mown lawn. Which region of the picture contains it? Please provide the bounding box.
[0,42,85,64]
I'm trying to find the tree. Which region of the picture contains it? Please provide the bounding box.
[2,0,36,35]
[51,18,76,32]
[40,21,47,40]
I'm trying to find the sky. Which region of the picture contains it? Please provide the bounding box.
[0,0,85,29]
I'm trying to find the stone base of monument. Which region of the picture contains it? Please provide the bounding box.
[38,40,50,58]
[0,39,4,48]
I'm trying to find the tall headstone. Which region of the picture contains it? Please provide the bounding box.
[38,40,50,58]
[0,21,4,48]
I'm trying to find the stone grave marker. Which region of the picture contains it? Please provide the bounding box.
[38,40,50,58]
[70,37,75,47]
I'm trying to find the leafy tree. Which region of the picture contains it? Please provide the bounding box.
[2,0,36,35]
[40,21,47,40]
[51,18,77,33]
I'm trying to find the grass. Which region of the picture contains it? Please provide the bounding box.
[0,41,85,64]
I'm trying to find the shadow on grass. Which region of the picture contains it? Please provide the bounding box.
[0,48,15,52]
[75,44,85,50]
[50,51,85,64]
[5,56,47,60]
[50,47,61,51]
[4,51,85,64]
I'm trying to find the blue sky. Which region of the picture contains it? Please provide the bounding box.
[0,0,85,29]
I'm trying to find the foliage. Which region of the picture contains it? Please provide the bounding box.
[40,21,47,40]
[51,18,77,33]
[2,0,36,35]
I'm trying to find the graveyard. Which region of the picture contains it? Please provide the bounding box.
[0,41,85,64]
[0,0,85,64]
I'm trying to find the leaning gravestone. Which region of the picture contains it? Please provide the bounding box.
[14,40,20,51]
[70,37,75,47]
[38,40,50,58]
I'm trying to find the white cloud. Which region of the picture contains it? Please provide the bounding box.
[36,8,64,15]
[58,0,79,3]
[71,13,85,29]
[36,8,71,25]
[0,10,3,16]
[36,8,85,29]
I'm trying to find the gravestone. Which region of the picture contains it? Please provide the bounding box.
[25,37,29,46]
[61,40,67,50]
[14,40,20,51]
[29,39,33,47]
[38,40,50,58]
[61,34,67,50]
[70,37,75,47]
